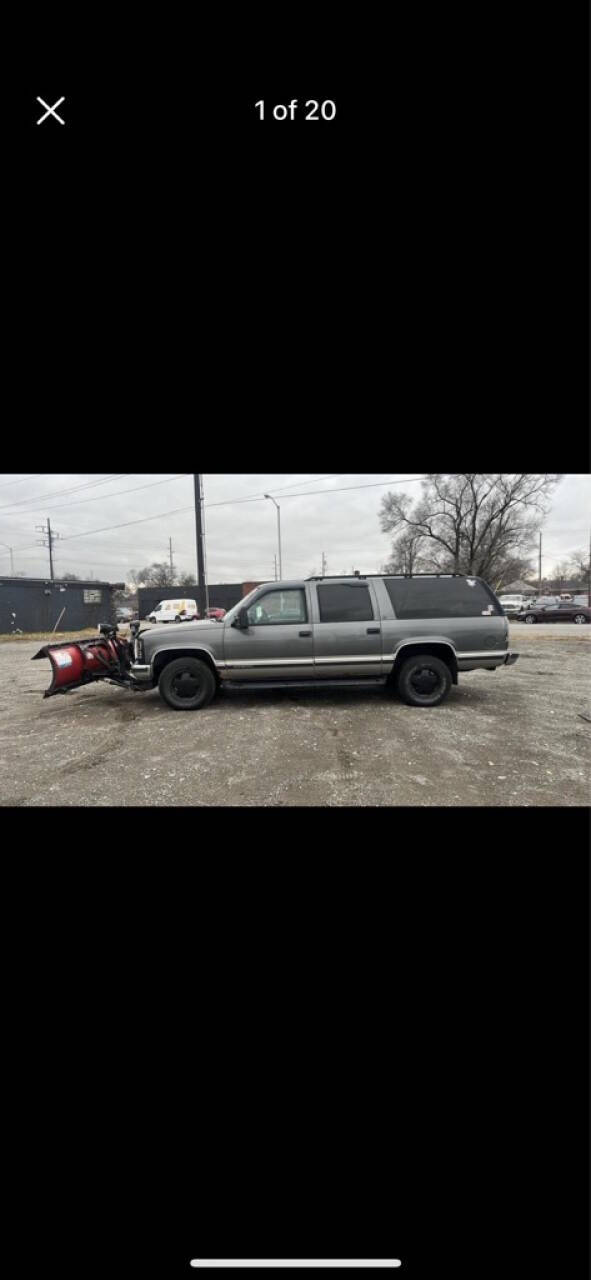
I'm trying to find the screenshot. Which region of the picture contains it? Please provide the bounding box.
[3,8,588,1280]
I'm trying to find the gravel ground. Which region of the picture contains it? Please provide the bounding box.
[0,623,589,806]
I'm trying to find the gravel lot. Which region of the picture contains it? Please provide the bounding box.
[0,623,589,806]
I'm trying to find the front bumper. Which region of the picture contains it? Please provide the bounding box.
[130,663,152,681]
[504,650,519,665]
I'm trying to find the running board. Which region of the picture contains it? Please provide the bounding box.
[221,678,387,693]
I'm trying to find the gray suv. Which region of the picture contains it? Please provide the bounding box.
[129,574,518,710]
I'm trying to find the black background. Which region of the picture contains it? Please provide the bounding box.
[7,826,589,1278]
[3,3,590,1277]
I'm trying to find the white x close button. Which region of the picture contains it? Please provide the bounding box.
[36,96,66,125]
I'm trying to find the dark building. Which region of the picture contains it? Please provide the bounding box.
[0,578,124,635]
[137,583,261,619]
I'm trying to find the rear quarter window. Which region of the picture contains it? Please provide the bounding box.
[317,583,374,623]
[384,578,501,619]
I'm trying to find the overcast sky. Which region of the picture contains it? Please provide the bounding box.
[0,473,588,586]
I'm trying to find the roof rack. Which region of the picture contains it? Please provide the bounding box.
[306,573,468,581]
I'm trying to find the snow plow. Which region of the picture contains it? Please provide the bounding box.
[32,621,146,698]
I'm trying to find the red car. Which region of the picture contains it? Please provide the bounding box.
[205,607,226,620]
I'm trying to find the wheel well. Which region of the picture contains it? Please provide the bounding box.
[153,649,220,686]
[388,643,458,686]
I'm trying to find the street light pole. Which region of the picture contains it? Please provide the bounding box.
[264,494,282,579]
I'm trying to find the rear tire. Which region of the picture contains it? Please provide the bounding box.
[573,614,588,624]
[158,657,216,711]
[396,654,452,707]
[524,614,536,624]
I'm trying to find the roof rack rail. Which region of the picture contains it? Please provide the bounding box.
[306,573,468,581]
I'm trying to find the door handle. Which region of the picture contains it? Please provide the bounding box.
[299,630,312,637]
[367,627,380,634]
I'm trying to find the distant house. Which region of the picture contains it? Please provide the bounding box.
[502,580,536,595]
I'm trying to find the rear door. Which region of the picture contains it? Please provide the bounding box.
[311,580,383,678]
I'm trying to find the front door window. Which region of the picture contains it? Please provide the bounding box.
[246,589,307,626]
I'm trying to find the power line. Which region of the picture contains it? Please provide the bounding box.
[203,476,427,511]
[55,505,196,541]
[270,477,427,500]
[0,475,40,492]
[238,474,343,499]
[0,473,129,513]
[0,473,191,517]
[8,480,413,545]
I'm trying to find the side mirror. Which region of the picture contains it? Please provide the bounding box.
[231,608,249,629]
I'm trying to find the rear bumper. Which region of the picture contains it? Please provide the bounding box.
[456,649,519,672]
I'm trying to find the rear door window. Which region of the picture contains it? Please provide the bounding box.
[316,583,374,622]
[384,578,501,618]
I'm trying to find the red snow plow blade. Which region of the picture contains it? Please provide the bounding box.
[32,622,137,698]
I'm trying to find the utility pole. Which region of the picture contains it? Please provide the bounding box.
[588,528,591,607]
[193,474,206,618]
[538,531,542,594]
[169,537,174,580]
[36,518,59,581]
[274,555,278,581]
[321,552,327,577]
[0,543,14,574]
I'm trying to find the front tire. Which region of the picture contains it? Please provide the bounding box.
[158,657,216,711]
[396,654,452,707]
[524,614,536,624]
[573,614,588,624]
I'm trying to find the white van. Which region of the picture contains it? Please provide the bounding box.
[147,599,198,624]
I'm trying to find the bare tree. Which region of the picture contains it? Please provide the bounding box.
[380,474,561,586]
[568,549,590,579]
[382,527,428,575]
[128,562,177,589]
[176,572,197,591]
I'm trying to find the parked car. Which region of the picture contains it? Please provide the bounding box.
[205,607,226,620]
[146,598,198,624]
[115,606,134,622]
[125,573,519,711]
[499,595,536,618]
[521,601,591,624]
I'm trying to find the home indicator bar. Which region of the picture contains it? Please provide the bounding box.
[190,1264,402,1270]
